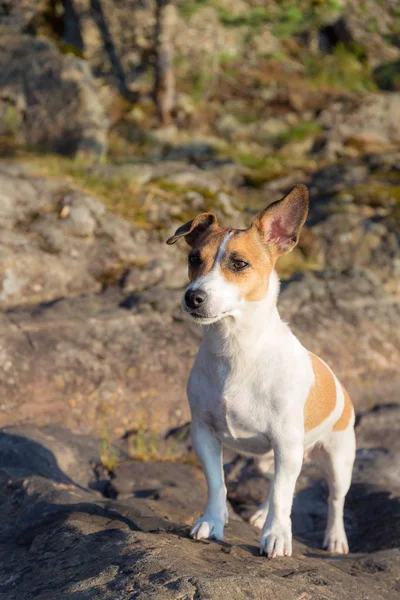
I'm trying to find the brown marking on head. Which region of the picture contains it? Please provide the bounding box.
[333,385,353,431]
[217,184,309,302]
[304,353,337,432]
[187,227,231,282]
[166,212,219,246]
[219,228,274,301]
[166,212,230,281]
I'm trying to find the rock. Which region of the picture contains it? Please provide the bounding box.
[0,163,149,309]
[313,213,400,295]
[0,0,46,35]
[0,36,108,159]
[164,168,221,193]
[0,422,398,599]
[318,93,400,158]
[91,163,155,185]
[62,205,97,238]
[0,291,197,437]
[279,269,400,411]
[305,153,400,297]
[121,260,164,294]
[326,1,400,67]
[214,113,242,140]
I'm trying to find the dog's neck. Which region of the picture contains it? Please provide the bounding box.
[201,270,284,358]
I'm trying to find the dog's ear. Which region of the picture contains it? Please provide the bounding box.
[166,212,218,246]
[253,184,309,255]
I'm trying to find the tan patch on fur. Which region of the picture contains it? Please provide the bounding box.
[220,228,274,301]
[304,353,337,432]
[188,228,230,282]
[333,385,353,431]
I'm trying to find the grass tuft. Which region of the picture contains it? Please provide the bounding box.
[100,424,120,473]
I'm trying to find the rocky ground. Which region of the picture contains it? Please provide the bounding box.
[0,406,399,599]
[0,0,400,597]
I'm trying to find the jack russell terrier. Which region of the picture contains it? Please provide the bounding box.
[167,184,355,558]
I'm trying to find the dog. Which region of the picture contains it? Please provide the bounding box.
[166,184,355,558]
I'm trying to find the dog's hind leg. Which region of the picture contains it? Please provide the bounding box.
[311,423,356,554]
[249,452,274,530]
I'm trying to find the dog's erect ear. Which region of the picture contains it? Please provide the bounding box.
[253,184,309,255]
[166,212,218,246]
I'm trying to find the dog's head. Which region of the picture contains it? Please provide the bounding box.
[166,185,309,325]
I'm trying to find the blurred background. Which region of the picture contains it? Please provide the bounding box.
[0,2,400,595]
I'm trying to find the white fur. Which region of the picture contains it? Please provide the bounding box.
[185,239,356,557]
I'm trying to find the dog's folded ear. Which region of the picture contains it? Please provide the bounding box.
[253,184,309,255]
[166,212,218,246]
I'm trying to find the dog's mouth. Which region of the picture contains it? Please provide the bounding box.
[186,310,232,325]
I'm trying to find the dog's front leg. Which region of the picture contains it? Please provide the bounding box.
[190,419,228,541]
[260,434,303,558]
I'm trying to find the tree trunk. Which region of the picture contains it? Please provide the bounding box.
[153,0,175,125]
[90,0,135,101]
[62,0,84,52]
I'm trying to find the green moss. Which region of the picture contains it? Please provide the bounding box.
[306,44,376,92]
[276,121,322,146]
[340,182,400,207]
[179,0,209,20]
[23,153,151,227]
[2,105,21,137]
[272,7,304,38]
[218,7,271,28]
[233,152,272,170]
[276,250,321,279]
[56,41,84,58]
[150,178,218,202]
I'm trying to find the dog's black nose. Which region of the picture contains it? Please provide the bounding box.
[185,289,207,310]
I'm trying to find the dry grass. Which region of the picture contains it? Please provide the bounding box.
[126,422,199,466]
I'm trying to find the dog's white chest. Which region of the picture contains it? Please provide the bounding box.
[188,356,274,456]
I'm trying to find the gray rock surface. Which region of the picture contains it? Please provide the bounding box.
[0,158,399,436]
[0,418,399,599]
[0,36,108,158]
[0,0,46,35]
[0,163,143,308]
[318,92,400,157]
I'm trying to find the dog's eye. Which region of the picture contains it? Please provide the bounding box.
[232,259,248,271]
[189,253,202,267]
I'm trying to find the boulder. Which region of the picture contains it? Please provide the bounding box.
[0,293,197,436]
[0,36,108,158]
[318,93,400,158]
[327,0,400,67]
[0,420,398,599]
[0,163,144,309]
[0,0,47,35]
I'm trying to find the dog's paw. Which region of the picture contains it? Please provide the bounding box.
[249,508,267,530]
[260,519,292,558]
[323,527,349,554]
[190,513,227,541]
